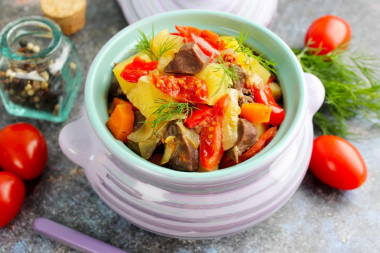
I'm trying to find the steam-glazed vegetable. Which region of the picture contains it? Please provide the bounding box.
[106,26,284,172]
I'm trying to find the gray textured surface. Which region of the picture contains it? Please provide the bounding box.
[1,0,379,252]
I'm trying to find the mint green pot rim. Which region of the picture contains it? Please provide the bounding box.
[85,10,306,183]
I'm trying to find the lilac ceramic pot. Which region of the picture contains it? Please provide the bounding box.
[59,10,325,239]
[117,0,278,27]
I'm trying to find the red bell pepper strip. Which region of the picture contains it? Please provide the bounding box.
[268,106,285,126]
[199,94,231,171]
[239,126,278,163]
[175,25,201,40]
[184,104,212,128]
[200,29,226,51]
[175,25,223,60]
[152,75,209,103]
[253,82,285,126]
[120,56,158,83]
[190,33,220,61]
[175,25,226,50]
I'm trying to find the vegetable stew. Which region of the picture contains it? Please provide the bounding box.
[106,26,284,172]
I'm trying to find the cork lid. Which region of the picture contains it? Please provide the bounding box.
[41,0,86,18]
[41,0,87,35]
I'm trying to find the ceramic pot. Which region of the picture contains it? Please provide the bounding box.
[117,0,278,27]
[59,10,325,239]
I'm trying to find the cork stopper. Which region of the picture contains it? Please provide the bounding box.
[40,0,86,35]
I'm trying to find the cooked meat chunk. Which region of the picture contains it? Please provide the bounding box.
[164,123,199,172]
[164,42,209,75]
[238,88,254,106]
[234,118,258,157]
[224,118,258,163]
[227,63,248,90]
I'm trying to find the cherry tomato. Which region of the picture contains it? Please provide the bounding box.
[120,56,158,83]
[309,135,367,190]
[0,123,48,180]
[305,15,352,55]
[0,171,25,228]
[152,74,209,103]
[200,94,230,171]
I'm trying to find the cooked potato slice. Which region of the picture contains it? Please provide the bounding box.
[220,36,271,88]
[126,75,174,119]
[222,89,241,150]
[195,63,230,105]
[269,82,282,102]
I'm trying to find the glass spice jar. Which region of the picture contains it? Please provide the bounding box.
[0,16,82,122]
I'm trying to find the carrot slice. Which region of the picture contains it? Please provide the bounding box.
[241,103,272,123]
[106,103,135,143]
[108,97,130,115]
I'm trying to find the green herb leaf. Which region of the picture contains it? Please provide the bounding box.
[293,46,380,136]
[135,26,156,61]
[234,28,277,75]
[212,56,240,95]
[134,26,177,61]
[147,99,198,131]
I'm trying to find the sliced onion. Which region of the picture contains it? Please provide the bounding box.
[128,123,154,142]
[160,136,177,164]
[176,121,200,149]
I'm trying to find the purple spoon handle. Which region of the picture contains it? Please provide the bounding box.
[33,218,127,253]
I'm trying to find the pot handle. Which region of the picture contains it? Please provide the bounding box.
[303,72,325,116]
[59,112,100,168]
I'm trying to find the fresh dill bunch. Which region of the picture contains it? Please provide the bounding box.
[234,28,277,75]
[134,26,178,61]
[148,99,198,131]
[212,56,241,95]
[293,46,380,136]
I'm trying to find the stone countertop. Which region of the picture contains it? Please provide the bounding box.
[1,0,379,252]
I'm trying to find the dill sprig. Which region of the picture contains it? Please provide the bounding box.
[135,27,155,60]
[212,56,241,95]
[148,99,198,131]
[234,28,277,75]
[293,46,380,136]
[134,26,177,61]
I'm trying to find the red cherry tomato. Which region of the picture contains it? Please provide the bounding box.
[120,56,158,83]
[152,74,209,103]
[309,135,367,190]
[0,171,25,228]
[0,123,48,180]
[305,15,352,55]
